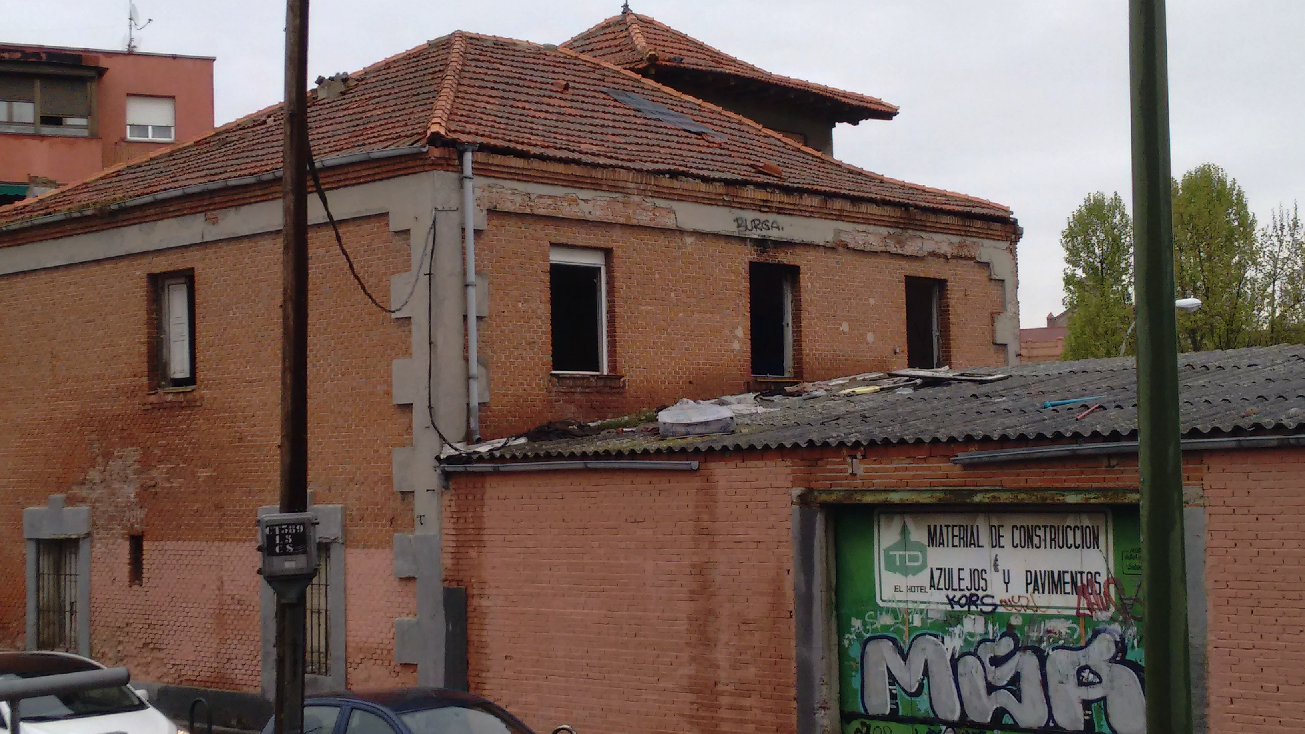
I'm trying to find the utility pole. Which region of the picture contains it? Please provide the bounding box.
[1129,1,1193,732]
[274,1,311,734]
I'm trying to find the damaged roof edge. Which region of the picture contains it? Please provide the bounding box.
[431,137,1018,227]
[445,346,1305,464]
[447,427,1305,466]
[0,145,429,234]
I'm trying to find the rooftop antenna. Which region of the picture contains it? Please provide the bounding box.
[127,2,152,53]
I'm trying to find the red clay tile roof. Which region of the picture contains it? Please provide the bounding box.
[562,11,898,122]
[0,32,1007,232]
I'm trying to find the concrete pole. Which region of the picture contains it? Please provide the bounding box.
[276,1,310,733]
[1129,1,1193,731]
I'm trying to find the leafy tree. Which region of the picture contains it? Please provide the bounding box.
[1171,164,1258,351]
[1060,192,1134,359]
[1253,202,1305,344]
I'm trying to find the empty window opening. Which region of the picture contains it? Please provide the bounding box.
[550,246,607,374]
[126,95,175,142]
[35,539,79,652]
[306,545,331,676]
[128,534,143,586]
[905,276,947,369]
[750,262,799,378]
[154,272,196,389]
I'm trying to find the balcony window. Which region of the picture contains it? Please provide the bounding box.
[0,73,92,137]
[126,95,175,142]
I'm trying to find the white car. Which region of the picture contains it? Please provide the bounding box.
[0,651,184,734]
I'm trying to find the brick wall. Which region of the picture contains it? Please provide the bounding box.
[1204,448,1305,733]
[0,214,414,688]
[476,211,1008,437]
[442,454,798,734]
[447,441,1305,733]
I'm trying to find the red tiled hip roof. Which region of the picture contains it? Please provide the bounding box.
[0,31,1009,233]
[562,11,898,122]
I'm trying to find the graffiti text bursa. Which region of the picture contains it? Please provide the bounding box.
[859,630,1144,734]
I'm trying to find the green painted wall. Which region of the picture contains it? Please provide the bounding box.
[835,506,1145,734]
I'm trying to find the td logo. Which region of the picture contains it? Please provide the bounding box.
[882,522,927,577]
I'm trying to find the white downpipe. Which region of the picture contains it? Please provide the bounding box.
[460,146,480,442]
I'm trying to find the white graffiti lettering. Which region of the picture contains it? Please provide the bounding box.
[1045,631,1145,733]
[860,634,962,722]
[859,629,1145,733]
[956,632,1048,727]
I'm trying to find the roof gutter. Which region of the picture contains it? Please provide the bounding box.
[440,460,699,473]
[952,433,1305,465]
[0,145,428,234]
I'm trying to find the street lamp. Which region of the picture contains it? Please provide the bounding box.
[1120,297,1201,356]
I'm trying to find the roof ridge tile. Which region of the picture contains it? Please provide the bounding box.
[623,10,655,64]
[427,31,467,140]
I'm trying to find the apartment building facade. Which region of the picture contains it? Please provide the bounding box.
[0,43,214,205]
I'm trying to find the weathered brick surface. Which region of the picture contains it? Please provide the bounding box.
[345,548,418,689]
[1204,449,1305,733]
[442,454,798,734]
[476,211,1007,437]
[0,215,414,688]
[91,540,262,689]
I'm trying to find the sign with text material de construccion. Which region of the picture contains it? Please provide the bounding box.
[875,510,1115,614]
[836,507,1146,734]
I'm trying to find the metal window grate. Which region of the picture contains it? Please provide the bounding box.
[305,545,330,676]
[36,539,78,652]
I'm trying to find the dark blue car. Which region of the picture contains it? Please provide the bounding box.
[260,689,535,734]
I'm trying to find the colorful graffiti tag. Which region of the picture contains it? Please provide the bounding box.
[836,508,1145,734]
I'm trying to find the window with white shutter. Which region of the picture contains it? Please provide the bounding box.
[126,95,176,142]
[155,272,196,388]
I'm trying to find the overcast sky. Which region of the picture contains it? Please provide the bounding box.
[7,1,1303,327]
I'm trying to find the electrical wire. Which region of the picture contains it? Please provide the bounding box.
[306,148,429,315]
[305,148,520,457]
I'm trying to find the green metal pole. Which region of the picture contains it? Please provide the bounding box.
[1129,1,1193,731]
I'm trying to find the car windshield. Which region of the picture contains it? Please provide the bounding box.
[398,705,531,734]
[0,673,145,722]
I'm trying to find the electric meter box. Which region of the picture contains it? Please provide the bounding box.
[258,512,319,579]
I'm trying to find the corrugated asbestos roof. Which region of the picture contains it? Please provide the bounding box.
[561,11,898,121]
[0,30,1006,231]
[467,345,1305,461]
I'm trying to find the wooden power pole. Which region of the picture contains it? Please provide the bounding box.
[275,1,311,733]
[1129,0,1194,731]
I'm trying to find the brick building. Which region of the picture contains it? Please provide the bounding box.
[0,43,215,204]
[1020,310,1069,362]
[0,12,1019,731]
[443,346,1305,734]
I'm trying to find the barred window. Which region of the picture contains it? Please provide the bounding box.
[36,539,79,652]
[305,545,330,676]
